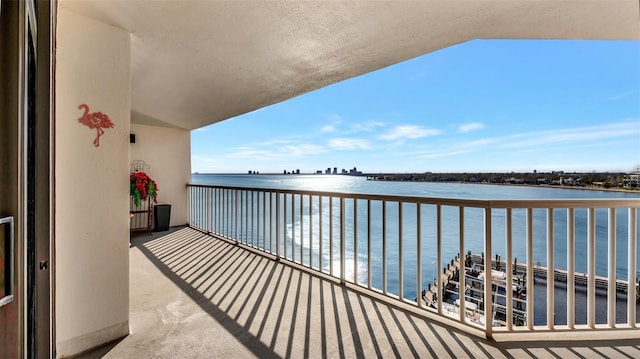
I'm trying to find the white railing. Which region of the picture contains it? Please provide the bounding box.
[187,184,640,338]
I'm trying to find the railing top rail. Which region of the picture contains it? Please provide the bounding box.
[187,183,640,209]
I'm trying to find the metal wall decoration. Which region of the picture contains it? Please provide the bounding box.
[130,160,150,173]
[78,103,115,147]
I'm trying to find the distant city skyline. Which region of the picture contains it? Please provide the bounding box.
[192,40,640,174]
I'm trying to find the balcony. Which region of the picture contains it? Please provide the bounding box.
[81,185,639,357]
[186,185,639,336]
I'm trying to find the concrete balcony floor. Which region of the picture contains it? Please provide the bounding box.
[78,227,640,358]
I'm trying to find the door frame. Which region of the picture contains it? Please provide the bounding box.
[0,1,54,357]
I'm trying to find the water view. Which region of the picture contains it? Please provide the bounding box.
[190,173,640,326]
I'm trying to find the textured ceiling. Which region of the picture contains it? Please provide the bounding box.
[60,1,640,130]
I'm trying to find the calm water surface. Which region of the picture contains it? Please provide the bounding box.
[191,174,640,302]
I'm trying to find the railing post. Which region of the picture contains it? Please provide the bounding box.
[526,208,534,330]
[436,204,442,314]
[234,189,239,244]
[484,207,493,338]
[383,200,388,295]
[329,196,333,276]
[417,204,422,308]
[309,195,313,269]
[263,191,267,250]
[398,201,403,301]
[207,187,212,233]
[505,208,512,330]
[367,200,372,290]
[547,208,554,330]
[300,194,304,265]
[340,196,345,284]
[292,194,295,261]
[567,208,575,329]
[607,208,616,328]
[186,185,191,226]
[459,206,466,324]
[276,192,281,260]
[628,207,637,327]
[319,196,323,272]
[587,207,596,328]
[354,199,358,284]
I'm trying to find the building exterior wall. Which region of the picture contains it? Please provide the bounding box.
[130,124,190,227]
[55,9,131,357]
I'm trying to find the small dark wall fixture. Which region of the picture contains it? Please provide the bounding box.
[130,134,136,143]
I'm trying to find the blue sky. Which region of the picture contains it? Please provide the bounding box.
[192,40,640,174]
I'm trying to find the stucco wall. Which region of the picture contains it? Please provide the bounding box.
[55,9,130,357]
[130,124,190,227]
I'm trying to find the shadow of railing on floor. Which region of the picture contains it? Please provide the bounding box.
[134,227,640,358]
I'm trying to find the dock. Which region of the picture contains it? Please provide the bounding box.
[420,252,640,326]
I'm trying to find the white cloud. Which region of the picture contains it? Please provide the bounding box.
[282,144,327,156]
[328,138,372,150]
[321,124,337,133]
[457,122,485,133]
[379,125,441,141]
[417,149,473,159]
[348,120,385,133]
[321,114,343,133]
[500,121,639,149]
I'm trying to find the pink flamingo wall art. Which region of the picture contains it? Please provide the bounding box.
[78,103,115,147]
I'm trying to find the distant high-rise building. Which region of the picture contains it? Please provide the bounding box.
[333,167,337,174]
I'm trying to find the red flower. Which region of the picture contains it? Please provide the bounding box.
[130,171,158,207]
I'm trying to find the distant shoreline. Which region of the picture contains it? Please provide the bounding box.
[192,172,640,194]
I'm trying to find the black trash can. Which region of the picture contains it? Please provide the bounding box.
[154,204,171,231]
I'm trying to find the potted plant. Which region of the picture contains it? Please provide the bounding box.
[130,171,158,207]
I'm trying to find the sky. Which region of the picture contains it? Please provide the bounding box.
[191,40,640,174]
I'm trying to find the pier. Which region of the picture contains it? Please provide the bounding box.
[421,253,640,326]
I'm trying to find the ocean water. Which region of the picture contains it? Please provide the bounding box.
[191,174,640,302]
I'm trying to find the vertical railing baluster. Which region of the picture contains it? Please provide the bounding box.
[608,208,616,328]
[354,199,358,285]
[383,200,388,295]
[436,204,442,314]
[309,195,313,269]
[234,189,239,244]
[319,196,323,272]
[211,188,215,233]
[340,196,346,284]
[284,194,288,260]
[459,206,466,323]
[268,192,273,253]
[505,208,512,330]
[484,207,493,338]
[417,203,422,308]
[567,208,575,329]
[547,208,554,329]
[367,200,372,290]
[246,190,250,245]
[276,192,281,259]
[330,197,333,276]
[208,188,218,233]
[399,201,403,301]
[588,207,596,328]
[526,208,534,330]
[292,194,296,262]
[263,191,267,251]
[252,191,256,246]
[300,194,304,265]
[186,186,191,226]
[628,207,637,327]
[215,188,219,234]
